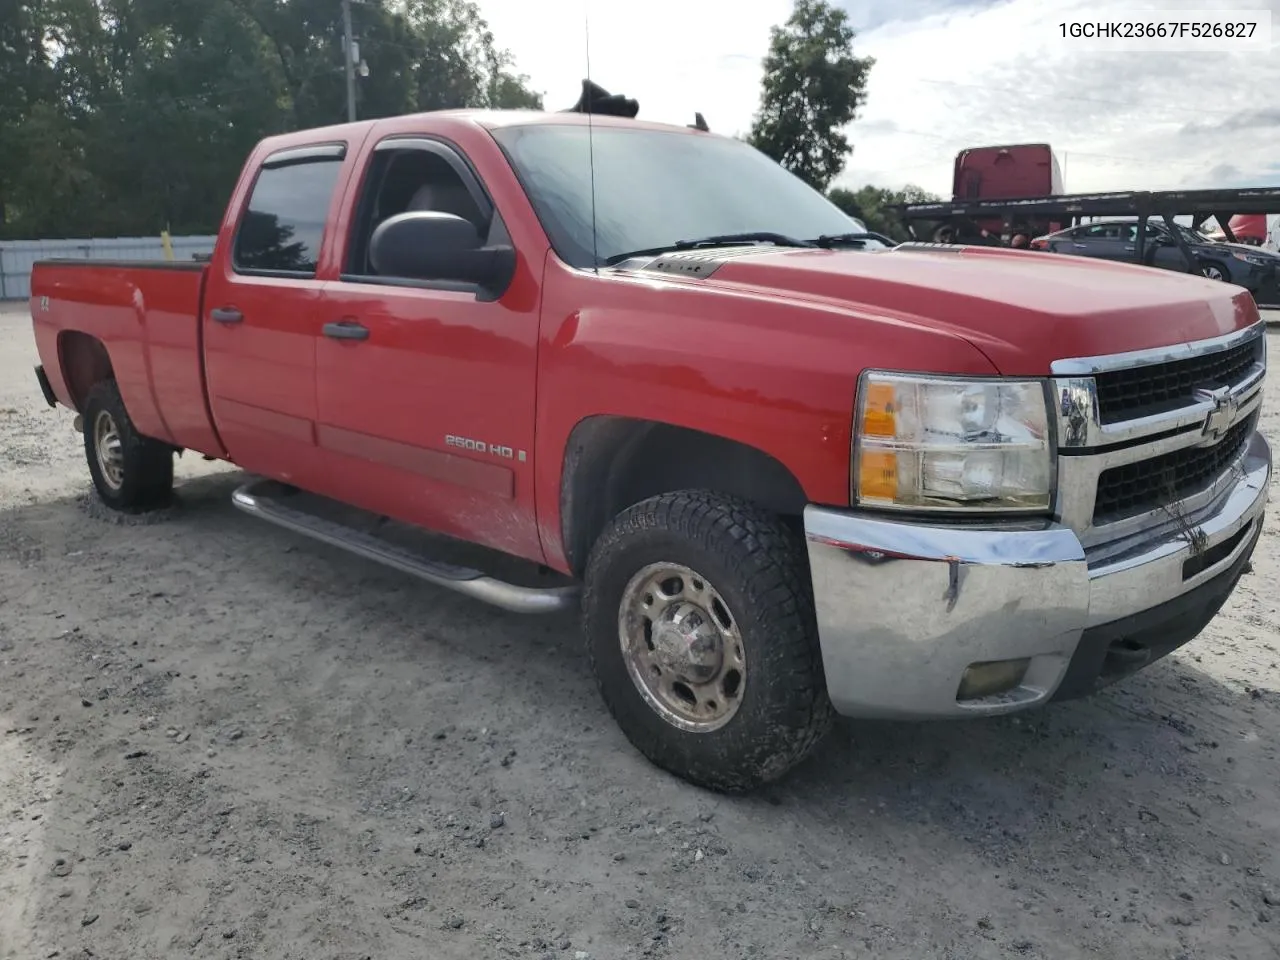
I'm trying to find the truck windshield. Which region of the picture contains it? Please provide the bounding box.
[490,124,866,268]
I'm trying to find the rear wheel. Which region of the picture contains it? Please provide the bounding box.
[83,380,174,512]
[582,490,833,792]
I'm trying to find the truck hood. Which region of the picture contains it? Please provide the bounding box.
[646,244,1259,375]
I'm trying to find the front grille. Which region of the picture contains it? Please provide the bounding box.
[1093,414,1255,521]
[1095,339,1260,424]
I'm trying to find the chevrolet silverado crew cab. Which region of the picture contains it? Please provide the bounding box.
[30,94,1271,792]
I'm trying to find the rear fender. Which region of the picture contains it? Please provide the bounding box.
[57,331,114,412]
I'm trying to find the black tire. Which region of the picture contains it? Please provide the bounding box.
[1200,261,1229,282]
[582,490,834,793]
[82,380,174,512]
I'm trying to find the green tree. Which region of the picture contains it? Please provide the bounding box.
[0,0,53,225]
[401,0,543,113]
[828,184,939,241]
[748,0,874,192]
[0,0,542,239]
[84,0,291,235]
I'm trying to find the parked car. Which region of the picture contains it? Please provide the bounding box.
[1030,218,1280,298]
[29,103,1271,792]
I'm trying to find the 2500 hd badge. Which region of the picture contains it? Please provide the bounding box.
[445,434,527,463]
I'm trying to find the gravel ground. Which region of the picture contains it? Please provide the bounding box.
[3,301,1280,960]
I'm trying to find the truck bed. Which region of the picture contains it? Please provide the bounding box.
[30,259,224,458]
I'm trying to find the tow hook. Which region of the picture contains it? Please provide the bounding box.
[73,414,83,434]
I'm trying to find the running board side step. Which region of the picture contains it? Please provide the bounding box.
[231,480,580,615]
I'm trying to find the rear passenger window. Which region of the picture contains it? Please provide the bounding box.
[233,157,344,276]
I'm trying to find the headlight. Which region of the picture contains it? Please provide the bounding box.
[1231,251,1272,267]
[854,372,1053,512]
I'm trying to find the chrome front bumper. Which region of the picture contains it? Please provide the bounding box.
[803,431,1271,720]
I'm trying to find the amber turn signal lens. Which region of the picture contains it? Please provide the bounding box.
[861,382,897,438]
[858,450,898,501]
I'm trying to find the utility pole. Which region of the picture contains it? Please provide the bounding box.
[342,0,356,122]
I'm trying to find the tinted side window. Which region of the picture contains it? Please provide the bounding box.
[233,158,344,275]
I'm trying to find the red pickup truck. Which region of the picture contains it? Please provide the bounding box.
[30,103,1271,792]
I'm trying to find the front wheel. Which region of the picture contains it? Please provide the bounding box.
[1201,261,1228,281]
[581,491,834,792]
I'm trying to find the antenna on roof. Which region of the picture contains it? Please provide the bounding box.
[583,14,600,274]
[689,112,709,132]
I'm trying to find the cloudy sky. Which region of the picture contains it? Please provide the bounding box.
[474,0,1280,197]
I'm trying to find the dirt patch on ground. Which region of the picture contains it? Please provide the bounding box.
[3,303,1280,960]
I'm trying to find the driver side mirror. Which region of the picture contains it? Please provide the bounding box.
[370,211,516,296]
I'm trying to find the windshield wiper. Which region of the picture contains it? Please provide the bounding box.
[810,231,898,248]
[604,232,815,266]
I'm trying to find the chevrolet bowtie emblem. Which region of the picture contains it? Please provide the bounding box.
[1193,385,1237,444]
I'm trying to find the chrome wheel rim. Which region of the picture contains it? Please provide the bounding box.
[618,562,746,732]
[1203,265,1226,281]
[93,410,125,491]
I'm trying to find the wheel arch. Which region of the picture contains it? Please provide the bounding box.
[559,415,810,578]
[57,330,115,412]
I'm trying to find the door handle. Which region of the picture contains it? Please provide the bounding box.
[1072,243,1088,249]
[210,307,243,324]
[1123,245,1135,251]
[323,320,370,341]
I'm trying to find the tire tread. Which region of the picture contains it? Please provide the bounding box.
[83,379,174,512]
[582,490,834,792]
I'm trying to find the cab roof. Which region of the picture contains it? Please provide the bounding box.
[252,83,713,153]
